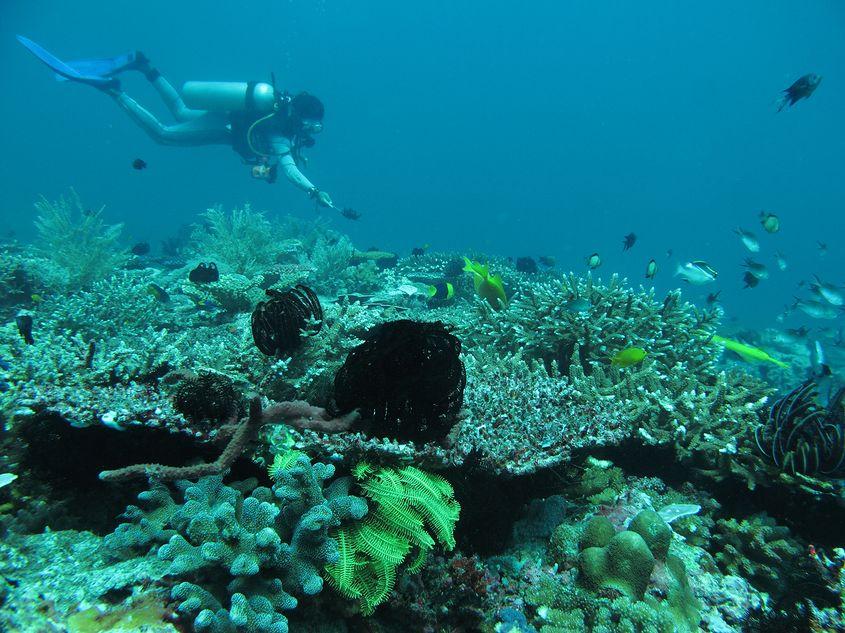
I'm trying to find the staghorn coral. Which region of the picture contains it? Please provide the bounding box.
[33,190,128,290]
[456,351,631,475]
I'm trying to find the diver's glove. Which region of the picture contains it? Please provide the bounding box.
[310,188,334,208]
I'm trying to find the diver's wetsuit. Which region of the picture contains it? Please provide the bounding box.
[110,74,317,192]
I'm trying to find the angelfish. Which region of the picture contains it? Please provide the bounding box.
[675,261,718,285]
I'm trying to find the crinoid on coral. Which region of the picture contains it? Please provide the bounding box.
[324,462,460,615]
[333,320,465,443]
[755,381,845,477]
[251,285,323,358]
[188,261,219,283]
[172,371,243,426]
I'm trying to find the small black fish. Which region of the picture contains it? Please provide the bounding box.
[706,291,721,305]
[132,158,147,170]
[340,207,361,220]
[622,233,637,251]
[777,74,822,112]
[818,242,828,256]
[538,256,556,267]
[131,242,150,256]
[743,271,760,289]
[189,262,220,284]
[411,247,426,257]
[15,315,34,345]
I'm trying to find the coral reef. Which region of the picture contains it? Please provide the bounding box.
[34,190,128,290]
[107,455,366,633]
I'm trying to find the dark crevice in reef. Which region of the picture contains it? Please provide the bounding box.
[13,412,258,534]
[594,439,845,550]
[447,460,572,556]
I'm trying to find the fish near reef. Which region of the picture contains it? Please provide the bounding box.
[146,283,170,302]
[586,253,602,269]
[463,257,507,310]
[675,261,717,285]
[16,314,34,345]
[622,233,637,251]
[810,276,844,306]
[131,242,150,255]
[743,272,760,289]
[777,74,821,112]
[645,259,657,279]
[611,347,646,368]
[734,228,760,253]
[711,335,788,369]
[759,212,779,234]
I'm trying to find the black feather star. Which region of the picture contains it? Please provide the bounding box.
[755,381,845,477]
[250,285,322,357]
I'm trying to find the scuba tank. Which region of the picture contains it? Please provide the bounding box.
[182,81,276,112]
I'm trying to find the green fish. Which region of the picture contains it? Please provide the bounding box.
[463,257,507,310]
[711,335,788,368]
[147,283,170,302]
[611,347,647,367]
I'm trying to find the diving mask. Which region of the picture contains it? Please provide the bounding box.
[301,119,323,134]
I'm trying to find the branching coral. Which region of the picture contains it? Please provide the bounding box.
[106,455,367,633]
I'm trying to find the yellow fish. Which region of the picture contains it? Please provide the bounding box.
[711,335,788,368]
[463,257,507,310]
[611,347,647,367]
[30,294,44,303]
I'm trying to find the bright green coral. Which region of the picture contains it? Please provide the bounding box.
[324,463,460,615]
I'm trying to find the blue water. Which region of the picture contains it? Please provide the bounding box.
[2,0,844,327]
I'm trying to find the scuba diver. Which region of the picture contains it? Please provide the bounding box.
[16,36,334,208]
